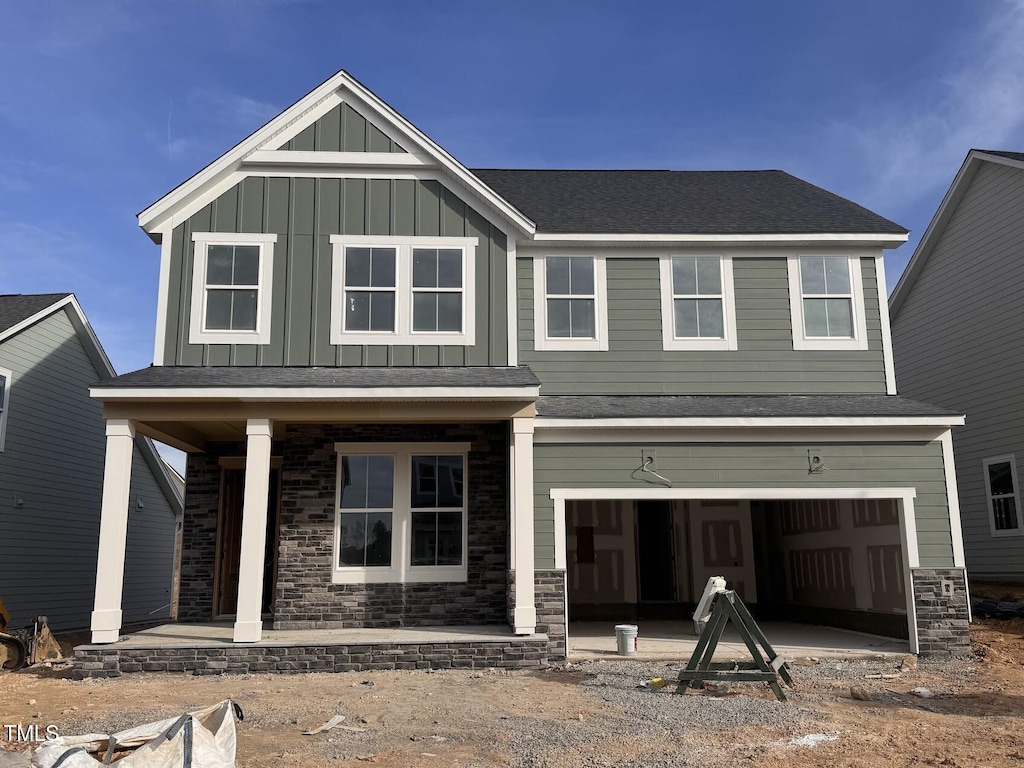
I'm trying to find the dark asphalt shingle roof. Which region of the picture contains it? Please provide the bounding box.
[97,366,541,389]
[0,293,71,335]
[471,169,907,235]
[979,149,1024,162]
[536,395,960,419]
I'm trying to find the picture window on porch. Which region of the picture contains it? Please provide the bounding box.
[983,455,1022,537]
[410,455,465,566]
[334,443,470,583]
[189,233,277,345]
[329,236,477,345]
[338,455,395,567]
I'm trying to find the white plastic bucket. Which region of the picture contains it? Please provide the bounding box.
[614,624,639,656]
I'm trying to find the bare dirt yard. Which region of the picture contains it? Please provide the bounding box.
[2,620,1023,767]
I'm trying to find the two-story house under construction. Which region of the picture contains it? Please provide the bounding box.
[78,72,968,677]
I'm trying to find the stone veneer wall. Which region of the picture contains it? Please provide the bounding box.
[274,422,509,629]
[73,637,551,679]
[535,570,567,659]
[912,568,971,656]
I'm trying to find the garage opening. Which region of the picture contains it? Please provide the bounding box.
[565,496,911,656]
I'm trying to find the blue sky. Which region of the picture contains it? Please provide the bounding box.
[2,0,1023,380]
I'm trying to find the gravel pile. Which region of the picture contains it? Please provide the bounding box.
[505,660,810,767]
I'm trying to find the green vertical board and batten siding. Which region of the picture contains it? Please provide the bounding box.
[531,441,954,570]
[279,103,407,153]
[163,177,508,367]
[518,256,887,395]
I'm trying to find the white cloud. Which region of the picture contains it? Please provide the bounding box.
[832,0,1024,211]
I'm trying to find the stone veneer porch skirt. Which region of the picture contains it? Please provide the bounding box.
[73,623,551,679]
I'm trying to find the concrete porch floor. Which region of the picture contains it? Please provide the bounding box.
[568,620,908,660]
[77,622,543,651]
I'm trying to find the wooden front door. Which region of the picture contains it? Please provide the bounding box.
[215,467,281,616]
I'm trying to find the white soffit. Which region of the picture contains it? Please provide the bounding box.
[136,71,536,238]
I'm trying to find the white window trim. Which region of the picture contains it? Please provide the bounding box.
[0,367,12,452]
[983,454,1023,538]
[787,254,868,351]
[533,254,609,351]
[188,232,277,345]
[329,235,477,346]
[332,442,471,584]
[659,255,738,351]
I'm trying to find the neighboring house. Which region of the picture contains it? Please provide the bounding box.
[891,149,1024,582]
[0,293,183,630]
[84,71,968,660]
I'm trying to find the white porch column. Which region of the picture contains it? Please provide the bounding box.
[90,419,136,643]
[233,418,273,643]
[511,416,536,634]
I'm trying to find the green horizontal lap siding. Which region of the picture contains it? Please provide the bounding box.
[531,441,952,570]
[163,177,507,366]
[518,256,886,394]
[279,102,407,152]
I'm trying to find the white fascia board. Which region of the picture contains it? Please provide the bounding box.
[90,385,541,402]
[528,232,909,247]
[534,415,965,429]
[243,150,433,167]
[533,426,950,444]
[549,486,917,501]
[139,71,536,237]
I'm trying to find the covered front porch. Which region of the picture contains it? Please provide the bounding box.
[86,366,544,651]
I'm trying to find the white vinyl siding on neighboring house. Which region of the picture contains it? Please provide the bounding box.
[0,367,11,451]
[189,233,277,345]
[659,255,738,350]
[787,255,868,350]
[983,455,1022,537]
[333,442,469,584]
[330,236,477,346]
[533,255,608,351]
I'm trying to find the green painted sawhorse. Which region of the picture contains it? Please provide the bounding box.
[675,590,794,701]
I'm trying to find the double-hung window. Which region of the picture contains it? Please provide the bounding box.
[534,255,608,351]
[189,233,277,345]
[330,236,477,345]
[787,255,868,350]
[0,367,11,452]
[660,255,737,350]
[983,455,1022,537]
[334,443,469,583]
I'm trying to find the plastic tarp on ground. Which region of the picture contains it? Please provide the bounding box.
[31,700,241,768]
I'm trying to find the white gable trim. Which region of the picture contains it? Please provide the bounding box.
[890,150,1024,317]
[138,71,535,237]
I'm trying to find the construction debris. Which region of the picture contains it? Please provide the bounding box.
[302,715,346,735]
[31,700,242,768]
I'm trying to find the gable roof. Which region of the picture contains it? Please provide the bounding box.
[137,70,536,238]
[889,149,1024,317]
[0,293,183,516]
[473,169,908,236]
[0,293,72,335]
